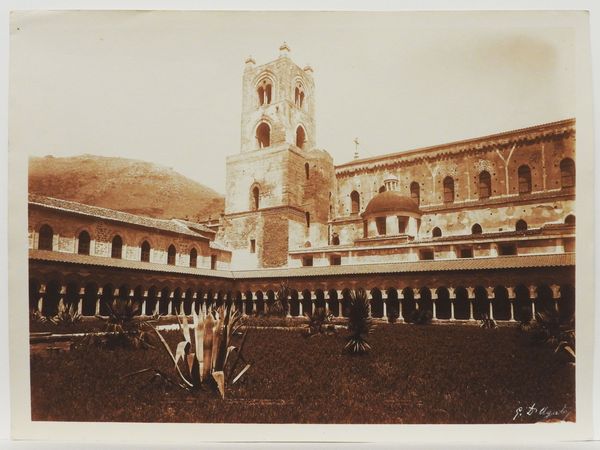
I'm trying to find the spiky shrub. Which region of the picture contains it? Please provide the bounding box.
[344,288,374,354]
[478,313,497,329]
[49,299,82,326]
[525,309,575,364]
[81,298,152,350]
[303,307,335,337]
[143,302,250,398]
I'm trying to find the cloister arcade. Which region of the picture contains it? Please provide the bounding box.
[28,260,575,324]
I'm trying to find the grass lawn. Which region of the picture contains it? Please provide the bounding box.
[29,323,575,424]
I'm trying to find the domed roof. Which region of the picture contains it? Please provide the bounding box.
[363,191,421,216]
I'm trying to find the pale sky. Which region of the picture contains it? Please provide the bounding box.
[10,11,576,194]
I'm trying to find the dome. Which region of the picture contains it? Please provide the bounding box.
[363,191,421,216]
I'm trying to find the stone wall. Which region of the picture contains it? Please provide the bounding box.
[28,205,230,269]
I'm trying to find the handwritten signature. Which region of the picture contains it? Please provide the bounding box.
[512,403,569,421]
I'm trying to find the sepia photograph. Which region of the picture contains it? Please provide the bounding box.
[6,7,597,444]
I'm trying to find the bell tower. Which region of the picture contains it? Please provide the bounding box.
[222,44,334,269]
[240,42,316,153]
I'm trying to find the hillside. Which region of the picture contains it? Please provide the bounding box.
[28,155,225,222]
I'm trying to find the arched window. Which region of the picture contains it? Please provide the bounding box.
[167,244,176,266]
[305,212,310,228]
[471,223,482,235]
[189,248,197,268]
[141,240,151,262]
[77,230,91,255]
[565,214,575,225]
[296,126,306,149]
[111,235,123,259]
[294,83,305,108]
[350,190,360,215]
[518,165,532,194]
[432,227,442,238]
[257,79,272,105]
[251,186,260,210]
[331,233,340,245]
[304,162,310,179]
[478,171,491,199]
[38,224,53,251]
[516,219,528,231]
[410,182,420,205]
[443,176,454,204]
[560,158,575,188]
[256,122,271,148]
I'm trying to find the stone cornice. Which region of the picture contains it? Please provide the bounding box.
[335,118,575,178]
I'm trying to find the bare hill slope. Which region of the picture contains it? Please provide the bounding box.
[28,155,224,221]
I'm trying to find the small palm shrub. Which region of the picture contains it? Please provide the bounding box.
[303,307,335,337]
[408,308,432,325]
[344,288,374,354]
[522,309,575,364]
[479,313,497,329]
[270,280,289,316]
[79,298,152,349]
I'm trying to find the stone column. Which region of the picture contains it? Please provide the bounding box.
[59,285,67,310]
[382,292,387,319]
[528,285,538,321]
[141,290,148,316]
[507,287,516,322]
[337,290,344,318]
[486,287,495,320]
[413,288,421,311]
[77,287,84,315]
[37,284,46,313]
[430,288,437,320]
[96,287,103,315]
[467,287,475,321]
[298,297,303,316]
[324,292,330,315]
[252,293,257,315]
[191,293,197,317]
[397,289,404,322]
[310,291,316,315]
[168,292,174,316]
[448,287,456,321]
[550,284,561,313]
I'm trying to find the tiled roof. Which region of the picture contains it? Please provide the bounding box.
[30,250,574,280]
[29,249,234,278]
[29,194,215,239]
[230,253,575,279]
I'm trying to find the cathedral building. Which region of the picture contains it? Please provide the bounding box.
[28,44,576,323]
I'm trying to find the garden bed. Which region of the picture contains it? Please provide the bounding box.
[29,324,574,424]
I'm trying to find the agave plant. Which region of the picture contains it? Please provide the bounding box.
[143,302,250,398]
[344,288,374,354]
[48,299,82,326]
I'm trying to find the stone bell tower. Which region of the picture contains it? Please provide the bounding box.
[221,43,334,269]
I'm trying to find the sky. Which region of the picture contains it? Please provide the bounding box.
[10,11,576,194]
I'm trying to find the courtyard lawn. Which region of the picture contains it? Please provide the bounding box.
[29,323,574,424]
